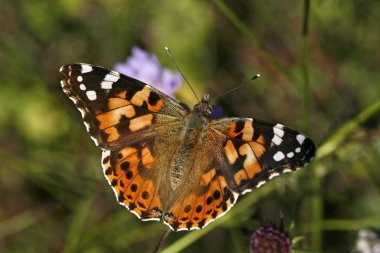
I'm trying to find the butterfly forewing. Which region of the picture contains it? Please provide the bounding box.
[210,118,316,194]
[60,63,185,149]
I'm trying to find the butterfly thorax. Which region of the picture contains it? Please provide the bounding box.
[168,94,212,190]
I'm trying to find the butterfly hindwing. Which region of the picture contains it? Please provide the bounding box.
[161,145,239,231]
[60,63,186,149]
[102,141,164,222]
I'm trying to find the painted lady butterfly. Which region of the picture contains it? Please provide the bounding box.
[60,63,316,231]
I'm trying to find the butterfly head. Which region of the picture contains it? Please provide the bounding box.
[193,94,212,117]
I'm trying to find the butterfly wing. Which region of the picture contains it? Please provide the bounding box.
[60,63,186,150]
[210,117,316,193]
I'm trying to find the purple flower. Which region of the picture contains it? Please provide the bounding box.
[113,46,182,98]
[250,227,292,253]
[211,104,224,119]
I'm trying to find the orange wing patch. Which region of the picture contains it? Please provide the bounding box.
[224,140,239,165]
[141,146,155,169]
[129,114,154,132]
[108,97,131,110]
[233,169,249,186]
[103,126,120,142]
[201,168,217,186]
[239,143,262,178]
[102,146,163,221]
[147,98,163,112]
[223,139,264,189]
[116,91,127,99]
[164,170,238,231]
[228,119,254,141]
[130,86,151,106]
[130,85,164,112]
[249,141,266,159]
[96,105,136,129]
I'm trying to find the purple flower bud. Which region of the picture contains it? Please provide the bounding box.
[250,227,292,253]
[113,46,182,98]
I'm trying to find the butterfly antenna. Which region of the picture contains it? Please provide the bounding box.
[165,47,200,102]
[212,74,260,102]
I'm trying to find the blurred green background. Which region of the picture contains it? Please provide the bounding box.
[1,1,380,252]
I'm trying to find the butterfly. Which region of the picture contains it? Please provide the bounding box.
[60,63,316,231]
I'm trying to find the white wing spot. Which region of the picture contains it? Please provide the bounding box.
[69,96,78,105]
[287,152,294,158]
[83,121,90,131]
[79,84,86,90]
[256,181,266,188]
[296,134,306,145]
[295,147,301,153]
[101,73,120,89]
[105,72,120,82]
[81,64,93,74]
[273,151,285,161]
[77,76,83,82]
[101,81,113,89]
[274,124,285,137]
[90,136,99,146]
[283,168,292,173]
[86,90,97,101]
[78,107,85,118]
[272,135,282,145]
[241,188,252,195]
[102,150,111,164]
[269,172,280,179]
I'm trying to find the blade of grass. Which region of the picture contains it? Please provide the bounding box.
[0,211,37,240]
[316,99,380,160]
[63,197,93,253]
[0,203,61,238]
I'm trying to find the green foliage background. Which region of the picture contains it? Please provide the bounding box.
[1,1,380,252]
